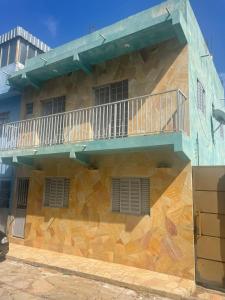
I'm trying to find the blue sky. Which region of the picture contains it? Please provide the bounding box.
[1,0,224,80]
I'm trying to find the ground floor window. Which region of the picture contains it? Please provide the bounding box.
[112,177,150,215]
[44,177,70,208]
[0,180,11,208]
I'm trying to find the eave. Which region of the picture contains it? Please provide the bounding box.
[8,7,188,90]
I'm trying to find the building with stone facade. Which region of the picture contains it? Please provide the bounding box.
[0,0,224,283]
[0,27,50,232]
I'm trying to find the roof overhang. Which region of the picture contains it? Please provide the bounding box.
[9,7,188,90]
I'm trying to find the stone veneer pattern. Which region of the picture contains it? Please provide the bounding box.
[21,38,188,119]
[12,152,195,280]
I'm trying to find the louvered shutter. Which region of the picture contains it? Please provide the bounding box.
[141,178,150,215]
[112,177,150,215]
[130,178,141,215]
[112,178,120,212]
[120,178,130,214]
[44,178,70,208]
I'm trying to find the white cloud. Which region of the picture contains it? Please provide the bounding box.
[44,16,58,38]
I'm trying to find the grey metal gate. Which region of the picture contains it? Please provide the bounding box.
[193,166,225,291]
[13,178,29,238]
[0,180,11,233]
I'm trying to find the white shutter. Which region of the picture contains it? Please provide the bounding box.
[44,178,70,208]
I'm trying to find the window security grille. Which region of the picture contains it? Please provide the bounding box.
[41,96,66,145]
[94,80,128,139]
[0,180,11,208]
[112,178,150,215]
[42,96,66,116]
[197,80,206,115]
[94,80,128,106]
[44,178,70,208]
[17,178,29,209]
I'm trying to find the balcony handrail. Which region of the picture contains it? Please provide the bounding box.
[2,89,187,127]
[0,89,188,151]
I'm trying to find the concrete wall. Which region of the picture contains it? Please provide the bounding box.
[0,63,23,97]
[12,151,195,280]
[185,0,225,165]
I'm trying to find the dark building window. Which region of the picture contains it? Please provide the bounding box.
[8,39,17,65]
[0,112,10,125]
[27,45,36,59]
[0,180,11,208]
[0,38,43,67]
[1,43,9,67]
[94,80,128,138]
[94,80,128,105]
[197,79,206,115]
[19,39,27,65]
[26,103,34,116]
[0,112,10,137]
[42,96,66,116]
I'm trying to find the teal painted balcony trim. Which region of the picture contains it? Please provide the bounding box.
[8,1,188,89]
[0,132,191,165]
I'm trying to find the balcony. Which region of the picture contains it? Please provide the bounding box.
[0,90,190,163]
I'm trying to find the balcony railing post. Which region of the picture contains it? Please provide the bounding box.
[0,89,188,151]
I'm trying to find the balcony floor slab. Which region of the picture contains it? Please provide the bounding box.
[0,132,191,165]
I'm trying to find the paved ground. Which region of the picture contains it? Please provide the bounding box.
[0,259,171,300]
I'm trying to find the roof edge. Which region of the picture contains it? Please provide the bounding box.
[0,26,51,52]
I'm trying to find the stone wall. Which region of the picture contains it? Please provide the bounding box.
[12,151,195,280]
[21,38,188,119]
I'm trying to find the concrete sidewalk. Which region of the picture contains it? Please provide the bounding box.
[7,243,195,299]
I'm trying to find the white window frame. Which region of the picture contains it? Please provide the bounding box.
[111,177,150,216]
[197,79,206,115]
[43,177,70,208]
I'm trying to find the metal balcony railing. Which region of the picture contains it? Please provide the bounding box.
[0,89,188,151]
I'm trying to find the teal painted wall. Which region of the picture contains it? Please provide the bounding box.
[184,0,225,165]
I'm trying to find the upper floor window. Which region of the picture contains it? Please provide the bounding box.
[19,39,27,65]
[197,79,206,115]
[42,96,66,116]
[0,38,44,67]
[94,80,128,105]
[112,177,150,215]
[25,103,34,117]
[0,39,22,67]
[0,112,10,125]
[8,39,17,65]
